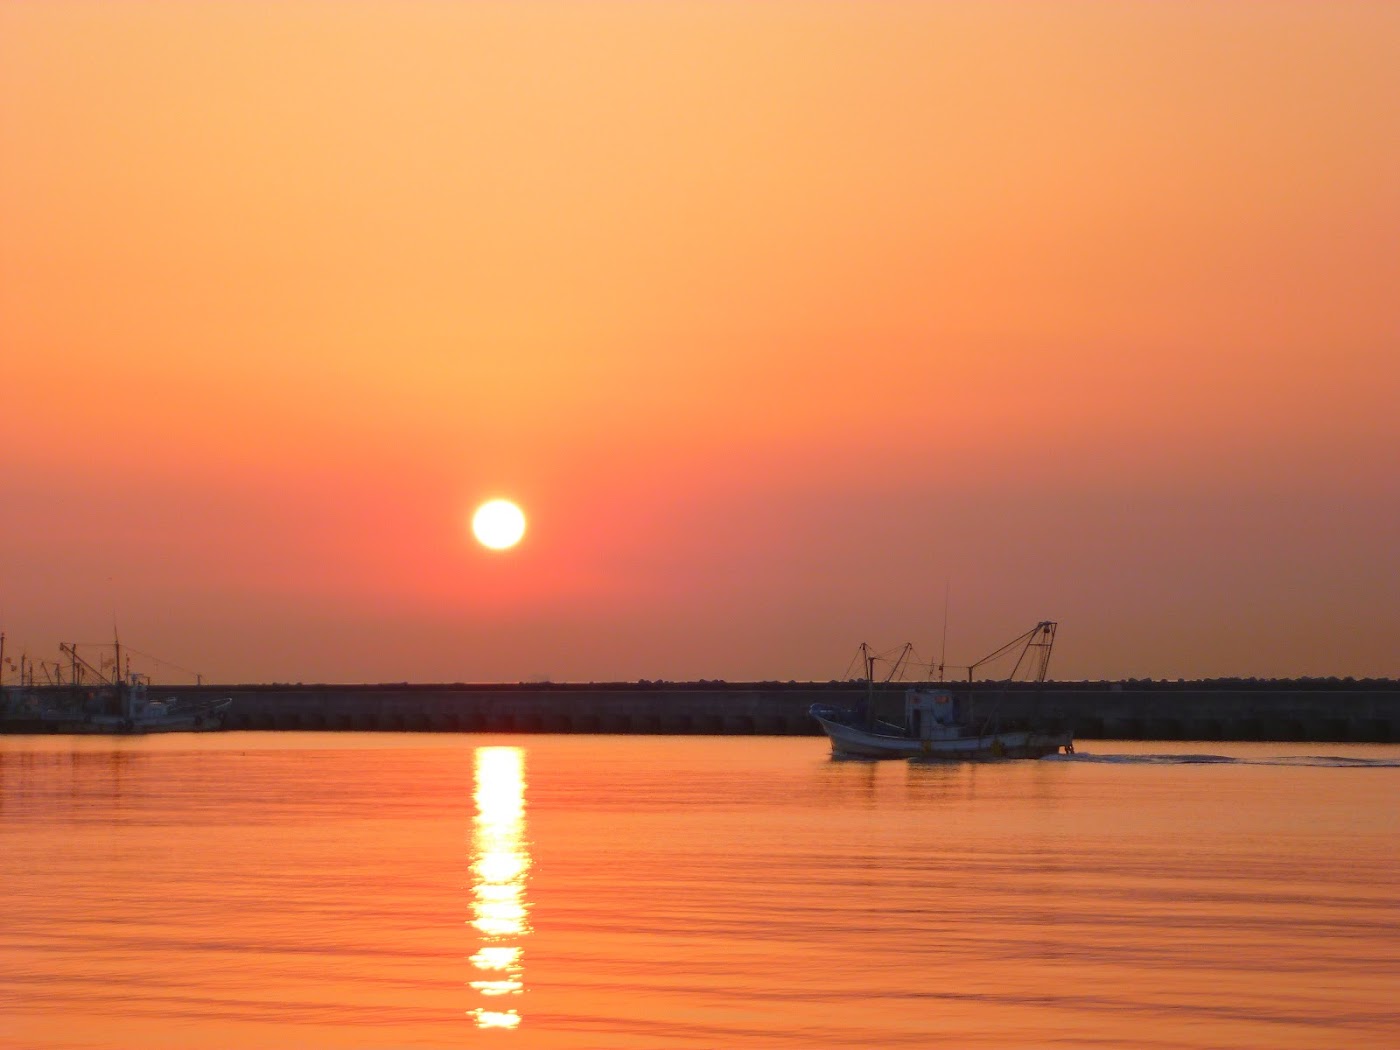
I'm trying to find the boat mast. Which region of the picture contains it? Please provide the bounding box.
[113,629,134,720]
[970,621,1058,736]
[1024,621,1057,730]
[0,631,5,688]
[59,642,106,684]
[862,642,876,730]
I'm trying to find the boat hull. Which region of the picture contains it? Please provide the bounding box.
[812,713,1072,760]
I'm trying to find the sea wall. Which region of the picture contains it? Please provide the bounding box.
[159,680,1400,742]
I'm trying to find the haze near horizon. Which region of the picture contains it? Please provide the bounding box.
[2,2,1396,684]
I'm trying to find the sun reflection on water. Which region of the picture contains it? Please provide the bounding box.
[468,746,530,1030]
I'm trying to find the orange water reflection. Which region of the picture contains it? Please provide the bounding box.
[468,746,530,1030]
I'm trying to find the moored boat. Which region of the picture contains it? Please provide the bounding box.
[0,635,231,735]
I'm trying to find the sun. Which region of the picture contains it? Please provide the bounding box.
[471,499,527,550]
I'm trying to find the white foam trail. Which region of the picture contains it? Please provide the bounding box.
[1043,752,1400,768]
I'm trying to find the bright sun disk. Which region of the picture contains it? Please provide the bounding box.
[471,499,527,550]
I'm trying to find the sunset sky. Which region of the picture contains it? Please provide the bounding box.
[2,2,1396,684]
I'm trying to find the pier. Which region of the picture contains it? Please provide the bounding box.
[161,679,1400,742]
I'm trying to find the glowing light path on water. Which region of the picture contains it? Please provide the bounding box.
[468,746,530,1029]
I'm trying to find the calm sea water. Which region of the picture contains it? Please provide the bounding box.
[1,734,1396,1049]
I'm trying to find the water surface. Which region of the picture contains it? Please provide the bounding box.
[2,735,1396,1049]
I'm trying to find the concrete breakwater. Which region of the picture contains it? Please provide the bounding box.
[161,680,1400,742]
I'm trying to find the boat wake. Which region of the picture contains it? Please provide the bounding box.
[1041,752,1400,768]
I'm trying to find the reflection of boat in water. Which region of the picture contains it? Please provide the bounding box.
[810,622,1073,760]
[0,636,231,735]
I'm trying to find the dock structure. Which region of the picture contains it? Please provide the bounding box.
[153,680,1400,742]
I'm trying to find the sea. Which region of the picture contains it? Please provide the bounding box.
[1,734,1396,1049]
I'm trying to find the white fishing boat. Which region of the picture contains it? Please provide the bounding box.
[810,622,1073,760]
[0,635,231,734]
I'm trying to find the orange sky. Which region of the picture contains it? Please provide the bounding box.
[2,2,1396,683]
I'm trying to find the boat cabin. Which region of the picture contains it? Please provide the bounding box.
[904,688,964,741]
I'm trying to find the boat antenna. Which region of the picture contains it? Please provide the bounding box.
[937,579,950,683]
[862,642,877,732]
